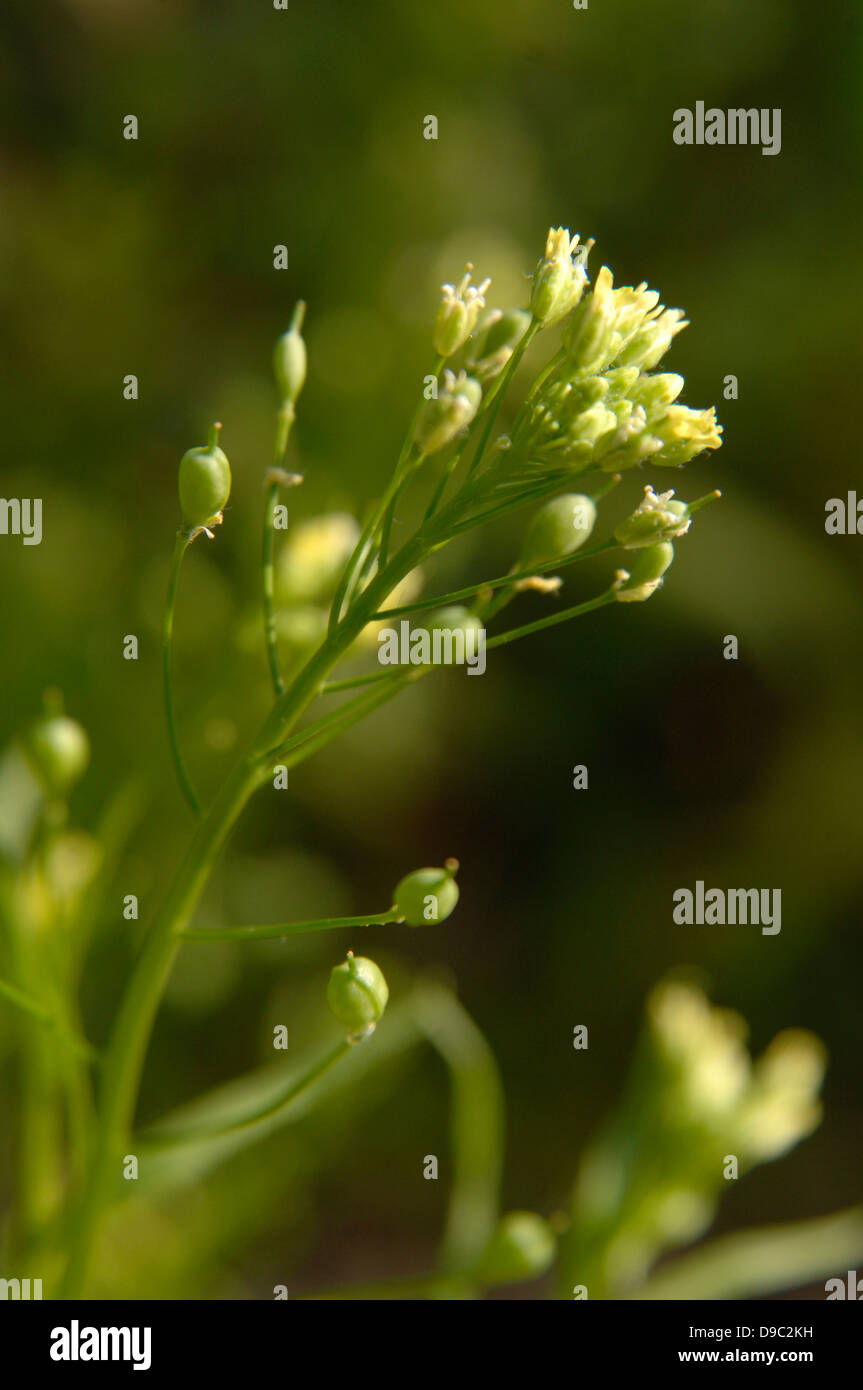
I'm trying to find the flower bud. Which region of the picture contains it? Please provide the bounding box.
[415,371,482,455]
[596,406,663,473]
[628,372,685,415]
[475,1212,556,1285]
[273,301,307,403]
[179,424,232,531]
[617,307,688,370]
[614,542,674,602]
[23,698,90,795]
[575,402,619,446]
[394,860,460,926]
[651,405,723,467]
[434,266,491,358]
[327,953,389,1041]
[520,494,597,569]
[561,266,618,373]
[614,486,691,549]
[530,227,592,325]
[602,365,641,398]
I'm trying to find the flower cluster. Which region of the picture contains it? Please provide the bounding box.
[567,981,826,1295]
[509,260,722,484]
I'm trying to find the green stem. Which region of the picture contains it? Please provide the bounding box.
[372,538,618,620]
[322,670,396,694]
[262,400,298,698]
[411,983,505,1274]
[60,545,425,1296]
[140,1040,353,1147]
[278,674,415,771]
[329,358,444,631]
[329,470,411,632]
[269,672,413,765]
[466,319,540,478]
[485,590,616,651]
[0,974,54,1025]
[178,909,401,942]
[162,530,200,815]
[0,976,96,1062]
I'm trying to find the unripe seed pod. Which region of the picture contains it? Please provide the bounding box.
[179,424,232,530]
[274,301,307,403]
[327,953,389,1040]
[615,541,674,602]
[520,494,597,570]
[475,1211,556,1285]
[394,860,460,926]
[23,711,90,795]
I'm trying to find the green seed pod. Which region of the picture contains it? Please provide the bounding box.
[327,953,389,1040]
[520,494,597,570]
[615,541,674,603]
[475,1211,556,1285]
[23,708,90,795]
[274,301,307,403]
[394,860,460,926]
[179,424,232,530]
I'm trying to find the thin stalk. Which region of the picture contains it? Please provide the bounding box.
[329,356,444,630]
[178,909,400,943]
[0,976,96,1063]
[422,441,467,522]
[0,974,54,1025]
[278,674,415,772]
[372,538,618,620]
[268,672,412,766]
[329,469,411,631]
[466,318,540,477]
[411,982,505,1274]
[321,670,396,694]
[162,530,200,815]
[140,1040,352,1147]
[262,401,297,697]
[485,589,617,651]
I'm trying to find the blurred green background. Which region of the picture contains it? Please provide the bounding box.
[1,0,861,1297]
